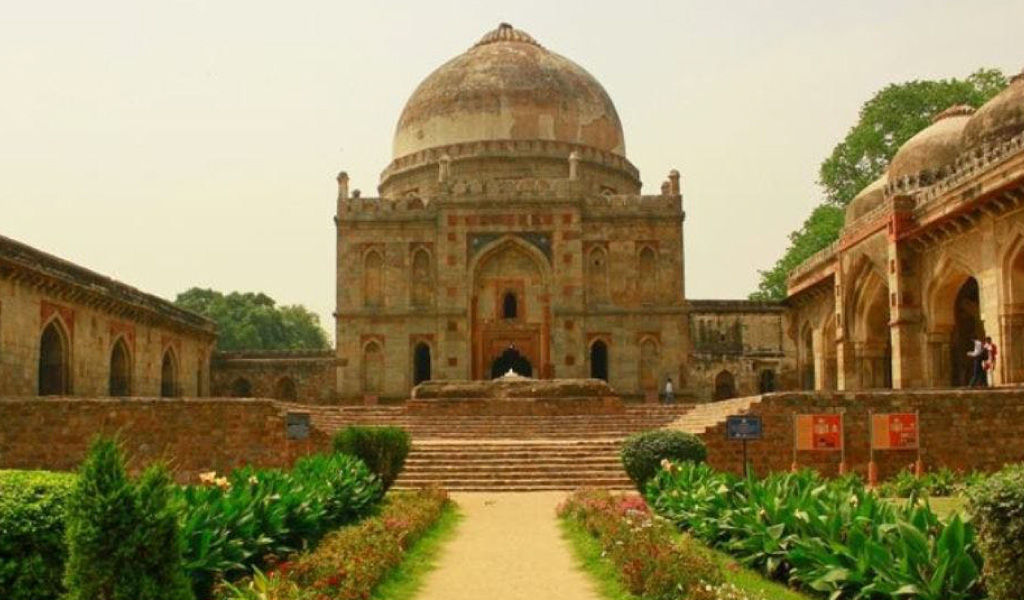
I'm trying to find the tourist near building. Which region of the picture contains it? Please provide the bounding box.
[332,23,790,402]
[787,70,1024,390]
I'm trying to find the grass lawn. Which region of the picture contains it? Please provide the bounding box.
[560,517,815,600]
[370,500,463,600]
[882,496,966,519]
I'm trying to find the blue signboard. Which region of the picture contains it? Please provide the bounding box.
[726,415,763,441]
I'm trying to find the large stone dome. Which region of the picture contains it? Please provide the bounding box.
[888,105,974,186]
[962,69,1024,154]
[392,23,626,160]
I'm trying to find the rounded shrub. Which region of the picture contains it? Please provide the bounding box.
[332,426,412,492]
[621,429,707,490]
[968,463,1024,600]
[0,470,76,600]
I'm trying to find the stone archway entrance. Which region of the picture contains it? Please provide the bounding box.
[490,346,533,378]
[470,238,551,380]
[951,277,985,386]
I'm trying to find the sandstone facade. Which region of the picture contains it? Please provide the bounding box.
[210,350,336,403]
[334,24,785,402]
[0,235,217,398]
[788,74,1024,391]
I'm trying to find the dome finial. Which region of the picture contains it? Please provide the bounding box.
[474,23,542,48]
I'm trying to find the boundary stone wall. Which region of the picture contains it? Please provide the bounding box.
[702,389,1024,480]
[0,397,330,482]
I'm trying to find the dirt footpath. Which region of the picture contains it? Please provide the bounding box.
[414,492,601,600]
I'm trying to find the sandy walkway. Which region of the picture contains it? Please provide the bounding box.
[414,492,601,600]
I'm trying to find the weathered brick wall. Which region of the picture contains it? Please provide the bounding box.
[0,397,330,482]
[702,389,1024,480]
[210,351,337,404]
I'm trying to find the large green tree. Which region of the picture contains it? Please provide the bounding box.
[175,288,330,351]
[750,68,1007,301]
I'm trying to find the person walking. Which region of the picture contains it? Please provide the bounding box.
[983,336,998,384]
[967,337,989,387]
[663,377,675,405]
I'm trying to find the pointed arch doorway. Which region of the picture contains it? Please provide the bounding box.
[490,346,533,378]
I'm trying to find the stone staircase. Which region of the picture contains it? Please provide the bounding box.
[300,400,756,491]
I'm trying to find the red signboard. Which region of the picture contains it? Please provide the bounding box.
[872,413,919,450]
[795,414,843,451]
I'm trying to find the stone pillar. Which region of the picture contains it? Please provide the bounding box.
[668,169,681,195]
[568,151,580,181]
[438,154,451,183]
[833,255,856,390]
[887,196,923,389]
[336,171,349,218]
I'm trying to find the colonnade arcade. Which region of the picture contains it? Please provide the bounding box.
[796,237,1024,390]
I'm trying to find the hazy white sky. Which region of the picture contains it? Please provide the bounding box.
[2,0,1022,340]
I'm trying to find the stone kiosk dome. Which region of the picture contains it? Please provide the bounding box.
[887,105,974,194]
[379,23,641,198]
[845,173,888,224]
[962,68,1024,155]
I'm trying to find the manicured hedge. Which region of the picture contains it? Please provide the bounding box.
[558,489,721,600]
[620,429,706,490]
[333,426,412,491]
[969,463,1024,600]
[0,470,76,600]
[218,488,450,599]
[648,462,983,600]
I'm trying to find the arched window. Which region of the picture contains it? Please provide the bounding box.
[160,349,179,398]
[639,246,657,304]
[758,369,776,394]
[413,343,432,385]
[274,377,298,401]
[364,251,383,307]
[363,341,383,394]
[109,337,131,397]
[714,370,736,400]
[411,249,433,307]
[231,377,253,397]
[590,340,609,381]
[639,338,659,392]
[38,319,70,396]
[502,292,518,320]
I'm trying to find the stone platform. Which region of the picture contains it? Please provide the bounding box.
[407,374,624,416]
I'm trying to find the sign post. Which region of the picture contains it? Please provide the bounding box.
[869,411,920,486]
[793,413,845,475]
[726,415,763,477]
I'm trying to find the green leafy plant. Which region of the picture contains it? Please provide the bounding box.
[63,438,193,600]
[647,462,984,600]
[180,453,381,598]
[0,470,76,600]
[621,429,707,491]
[332,426,412,491]
[968,463,1024,600]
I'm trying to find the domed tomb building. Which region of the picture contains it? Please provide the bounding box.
[333,24,791,400]
[787,69,1024,390]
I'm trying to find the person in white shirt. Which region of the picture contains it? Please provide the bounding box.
[967,338,989,387]
[663,377,675,405]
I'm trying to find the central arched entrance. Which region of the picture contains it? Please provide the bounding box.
[490,346,533,378]
[469,237,551,380]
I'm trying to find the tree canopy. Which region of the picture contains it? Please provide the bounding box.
[175,288,330,351]
[749,68,1007,301]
